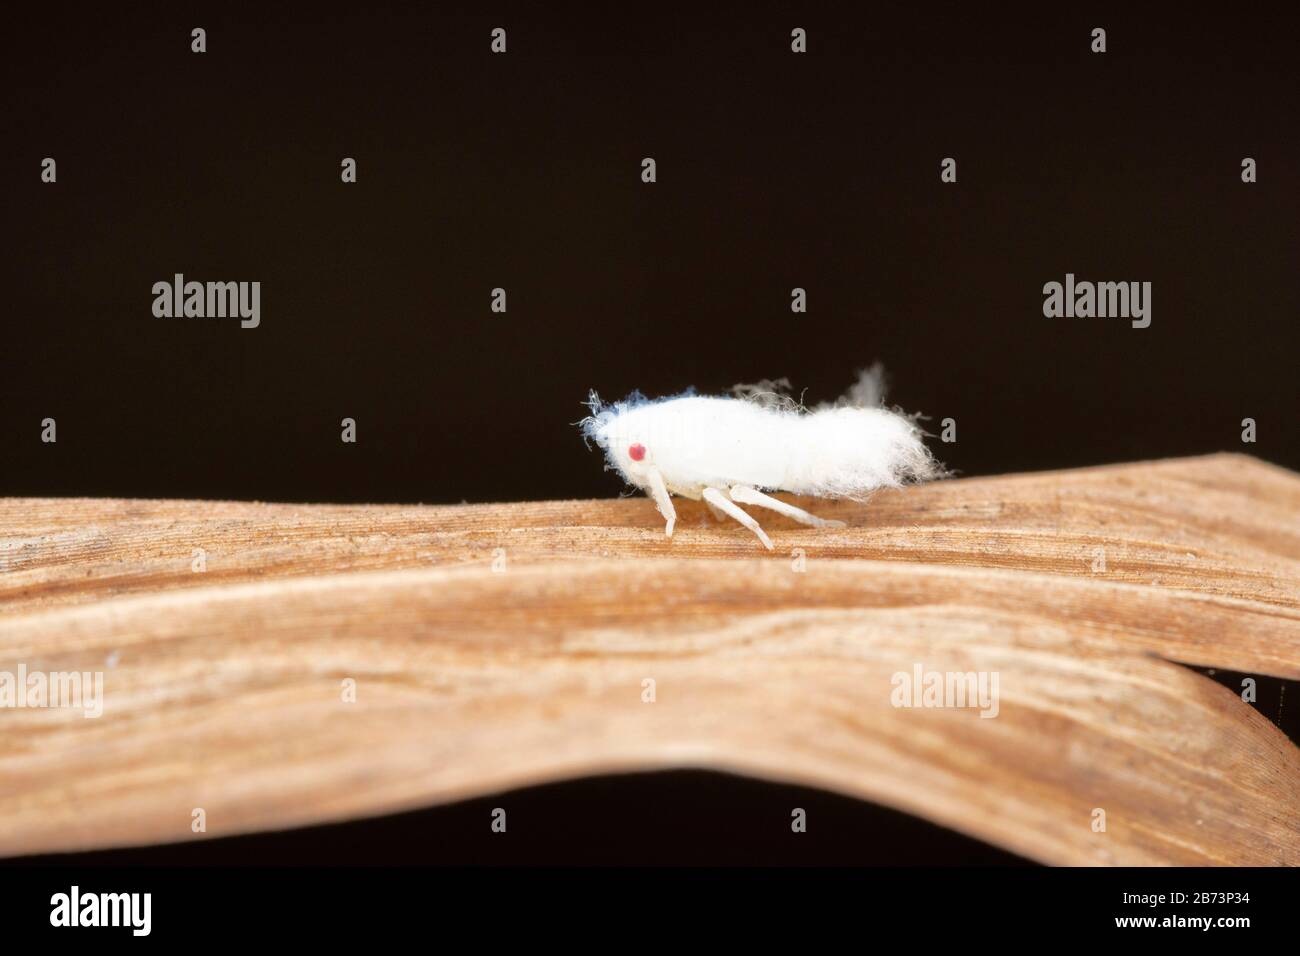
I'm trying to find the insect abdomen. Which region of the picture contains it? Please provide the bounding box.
[780,406,937,498]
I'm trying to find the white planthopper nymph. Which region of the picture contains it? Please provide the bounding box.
[579,367,943,550]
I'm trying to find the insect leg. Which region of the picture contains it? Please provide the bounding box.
[646,467,677,537]
[728,485,847,529]
[702,487,774,550]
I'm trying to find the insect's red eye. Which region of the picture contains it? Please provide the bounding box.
[628,443,646,461]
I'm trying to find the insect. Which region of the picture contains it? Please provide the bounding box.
[580,368,943,549]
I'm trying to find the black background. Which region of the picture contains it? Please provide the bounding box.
[4,3,1297,502]
[2,3,1296,865]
